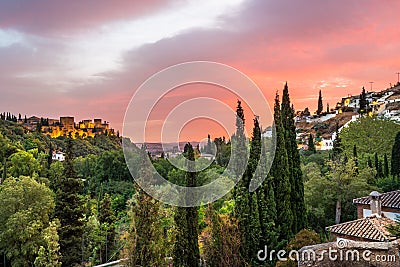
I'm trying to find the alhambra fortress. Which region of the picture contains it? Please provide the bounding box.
[19,116,115,138]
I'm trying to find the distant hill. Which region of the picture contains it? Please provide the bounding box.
[0,118,122,158]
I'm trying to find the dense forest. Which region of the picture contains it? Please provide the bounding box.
[1,84,400,267]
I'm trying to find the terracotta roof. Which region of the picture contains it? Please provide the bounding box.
[326,215,396,242]
[353,190,400,209]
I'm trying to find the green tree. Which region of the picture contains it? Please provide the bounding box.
[276,229,321,267]
[97,193,116,264]
[305,159,376,230]
[317,90,323,115]
[0,176,56,266]
[281,83,306,233]
[232,100,253,265]
[392,132,400,177]
[202,203,241,267]
[353,144,359,173]
[367,156,373,168]
[359,87,367,114]
[55,135,85,267]
[308,134,316,154]
[8,150,41,177]
[173,143,200,267]
[64,134,76,178]
[271,92,293,243]
[332,123,343,159]
[244,117,263,264]
[206,134,213,154]
[384,153,389,178]
[375,153,383,178]
[34,220,62,267]
[341,117,400,160]
[126,146,164,267]
[328,159,375,224]
[214,137,230,167]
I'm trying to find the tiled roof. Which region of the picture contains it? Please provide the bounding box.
[353,190,400,209]
[326,215,396,242]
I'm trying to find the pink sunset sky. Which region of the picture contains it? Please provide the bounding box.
[1,1,400,141]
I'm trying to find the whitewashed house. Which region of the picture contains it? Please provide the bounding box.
[52,152,65,161]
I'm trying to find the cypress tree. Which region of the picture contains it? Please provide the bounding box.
[359,87,367,114]
[368,156,373,168]
[257,135,278,265]
[308,133,316,153]
[173,206,188,266]
[98,193,116,264]
[174,143,199,267]
[48,142,53,170]
[392,132,400,177]
[55,134,85,266]
[384,153,389,177]
[317,90,323,115]
[271,92,293,243]
[327,103,330,113]
[281,83,306,233]
[2,158,6,184]
[245,117,263,263]
[185,144,200,267]
[64,133,76,178]
[203,204,223,267]
[127,145,163,266]
[375,153,383,178]
[332,123,343,159]
[353,144,359,174]
[206,134,212,154]
[232,100,251,264]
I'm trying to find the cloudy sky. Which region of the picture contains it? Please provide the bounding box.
[1,1,400,141]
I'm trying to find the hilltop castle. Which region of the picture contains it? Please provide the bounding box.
[20,116,115,138]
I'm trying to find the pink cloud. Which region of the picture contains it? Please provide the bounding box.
[2,0,400,140]
[0,0,182,35]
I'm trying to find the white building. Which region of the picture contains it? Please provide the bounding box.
[319,138,334,150]
[52,152,65,161]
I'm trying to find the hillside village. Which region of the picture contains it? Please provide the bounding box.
[295,82,400,151]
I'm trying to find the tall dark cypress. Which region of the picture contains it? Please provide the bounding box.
[245,117,263,263]
[281,83,306,233]
[367,156,373,168]
[98,193,116,264]
[64,133,76,178]
[392,132,400,177]
[232,100,251,264]
[308,133,316,153]
[255,119,278,265]
[2,158,6,184]
[206,134,212,154]
[174,143,199,267]
[353,144,359,174]
[359,87,367,114]
[128,145,163,266]
[384,154,389,177]
[55,134,85,266]
[332,123,343,159]
[317,90,323,115]
[185,144,200,267]
[47,141,53,170]
[375,153,383,178]
[271,92,293,243]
